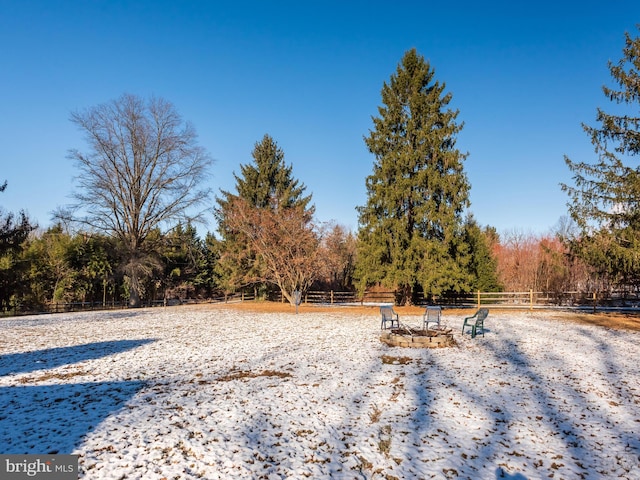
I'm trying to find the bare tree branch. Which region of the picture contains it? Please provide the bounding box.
[63,94,213,306]
[224,197,321,303]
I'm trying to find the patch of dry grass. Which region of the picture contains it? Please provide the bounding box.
[368,404,383,424]
[551,311,640,332]
[17,369,91,384]
[216,369,292,382]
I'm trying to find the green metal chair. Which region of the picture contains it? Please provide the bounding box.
[462,308,489,338]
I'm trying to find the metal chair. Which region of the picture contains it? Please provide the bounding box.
[423,306,442,331]
[380,305,400,330]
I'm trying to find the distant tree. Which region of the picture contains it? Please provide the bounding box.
[64,94,212,307]
[537,235,573,295]
[0,182,34,255]
[355,49,471,304]
[23,225,75,304]
[200,232,222,296]
[464,218,502,292]
[68,233,116,305]
[494,229,541,292]
[161,223,209,300]
[20,227,120,309]
[215,134,314,297]
[317,223,357,290]
[553,216,599,293]
[0,181,35,310]
[562,27,640,287]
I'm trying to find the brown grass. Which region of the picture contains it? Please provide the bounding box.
[216,369,292,382]
[194,301,640,332]
[17,369,91,384]
[205,301,441,316]
[550,311,640,332]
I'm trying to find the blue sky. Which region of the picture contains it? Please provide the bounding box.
[1,1,639,236]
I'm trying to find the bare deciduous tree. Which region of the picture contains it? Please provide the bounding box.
[224,197,320,304]
[66,94,212,307]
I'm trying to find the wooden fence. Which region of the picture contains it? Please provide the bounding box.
[4,289,640,318]
[267,289,640,311]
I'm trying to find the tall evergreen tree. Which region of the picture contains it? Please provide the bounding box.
[562,28,640,286]
[233,134,312,211]
[355,49,471,304]
[215,134,314,294]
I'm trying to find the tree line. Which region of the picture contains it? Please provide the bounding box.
[2,28,639,310]
[0,209,607,312]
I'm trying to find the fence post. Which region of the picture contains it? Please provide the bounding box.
[477,291,480,309]
[593,291,597,313]
[331,290,334,304]
[530,289,533,311]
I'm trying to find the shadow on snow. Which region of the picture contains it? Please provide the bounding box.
[0,380,147,454]
[0,339,157,376]
[0,339,156,454]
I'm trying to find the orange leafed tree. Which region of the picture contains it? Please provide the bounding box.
[494,229,592,296]
[494,230,541,292]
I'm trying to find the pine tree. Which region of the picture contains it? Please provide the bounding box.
[355,49,471,304]
[464,218,502,292]
[0,181,35,311]
[214,134,314,295]
[562,27,640,286]
[233,134,312,211]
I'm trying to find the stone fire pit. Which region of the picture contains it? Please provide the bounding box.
[380,327,455,348]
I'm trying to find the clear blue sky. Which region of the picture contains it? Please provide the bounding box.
[1,1,639,236]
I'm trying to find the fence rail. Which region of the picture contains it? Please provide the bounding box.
[269,289,640,311]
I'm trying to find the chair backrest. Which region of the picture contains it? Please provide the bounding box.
[424,306,441,323]
[380,305,395,320]
[477,308,489,320]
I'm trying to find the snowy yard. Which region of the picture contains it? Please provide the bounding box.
[1,305,639,479]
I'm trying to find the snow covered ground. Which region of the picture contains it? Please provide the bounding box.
[1,305,639,479]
